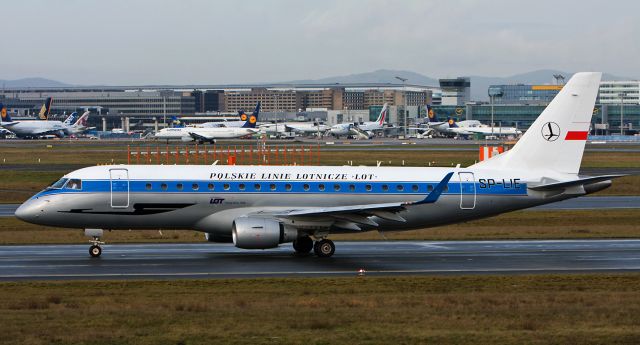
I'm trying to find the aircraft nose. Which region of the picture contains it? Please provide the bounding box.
[14,199,44,223]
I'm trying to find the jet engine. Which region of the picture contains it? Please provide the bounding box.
[232,217,297,249]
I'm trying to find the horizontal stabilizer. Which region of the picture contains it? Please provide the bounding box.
[528,174,626,191]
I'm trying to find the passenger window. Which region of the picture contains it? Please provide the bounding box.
[303,184,310,191]
[349,184,355,192]
[223,183,230,191]
[67,179,82,190]
[365,184,372,191]
[412,184,419,192]
[254,183,261,191]
[285,184,292,191]
[396,184,404,191]
[239,183,245,191]
[382,184,389,192]
[444,185,449,192]
[161,183,168,191]
[427,185,433,192]
[270,184,276,191]
[145,183,152,191]
[334,184,341,191]
[192,183,199,191]
[318,184,325,191]
[208,183,214,191]
[176,183,183,191]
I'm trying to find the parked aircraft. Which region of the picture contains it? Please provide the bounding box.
[260,122,330,137]
[15,73,621,259]
[356,103,389,133]
[0,103,90,138]
[198,104,261,128]
[446,118,522,137]
[154,102,260,143]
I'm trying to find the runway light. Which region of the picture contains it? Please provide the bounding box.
[358,268,366,276]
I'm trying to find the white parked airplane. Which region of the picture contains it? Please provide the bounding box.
[445,118,522,137]
[356,103,389,132]
[260,122,330,136]
[198,103,261,128]
[154,103,260,143]
[0,102,91,138]
[330,104,389,139]
[16,73,621,258]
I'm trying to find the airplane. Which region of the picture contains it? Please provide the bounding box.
[446,118,522,137]
[154,102,260,143]
[260,122,330,137]
[198,104,262,128]
[328,123,369,139]
[329,104,390,139]
[355,103,389,133]
[15,72,623,259]
[0,101,87,138]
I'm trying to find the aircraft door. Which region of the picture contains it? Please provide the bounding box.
[458,172,476,210]
[109,168,129,208]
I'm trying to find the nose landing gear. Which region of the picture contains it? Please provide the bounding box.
[85,229,104,258]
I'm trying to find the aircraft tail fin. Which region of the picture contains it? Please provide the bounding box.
[426,105,438,123]
[241,101,260,128]
[376,103,388,125]
[38,97,53,120]
[472,72,602,175]
[0,103,11,123]
[73,111,90,127]
[447,118,458,128]
[63,112,78,125]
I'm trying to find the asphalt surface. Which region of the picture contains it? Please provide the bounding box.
[2,196,638,218]
[1,240,640,281]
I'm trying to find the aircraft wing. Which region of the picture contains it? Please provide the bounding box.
[187,131,213,141]
[528,174,627,191]
[255,172,454,230]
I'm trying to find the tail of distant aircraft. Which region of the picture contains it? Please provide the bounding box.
[63,112,78,125]
[426,104,438,123]
[473,72,602,175]
[375,103,388,125]
[0,103,12,123]
[73,111,90,127]
[38,97,53,120]
[447,118,458,128]
[241,102,260,128]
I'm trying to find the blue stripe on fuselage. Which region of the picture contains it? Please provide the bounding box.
[34,179,528,197]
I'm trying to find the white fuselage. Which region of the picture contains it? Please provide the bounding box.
[1,120,69,137]
[154,127,256,141]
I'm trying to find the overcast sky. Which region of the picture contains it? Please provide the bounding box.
[2,0,639,84]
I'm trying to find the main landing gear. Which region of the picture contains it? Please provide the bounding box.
[84,229,104,258]
[292,236,335,257]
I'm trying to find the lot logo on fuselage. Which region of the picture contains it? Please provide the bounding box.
[541,122,560,142]
[210,198,225,204]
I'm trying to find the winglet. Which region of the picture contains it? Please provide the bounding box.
[412,172,454,205]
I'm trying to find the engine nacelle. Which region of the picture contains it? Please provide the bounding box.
[232,217,297,249]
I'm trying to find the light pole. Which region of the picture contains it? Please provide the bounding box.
[395,76,408,138]
[488,87,503,138]
[620,94,624,135]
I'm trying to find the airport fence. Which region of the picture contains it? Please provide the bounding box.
[127,143,321,166]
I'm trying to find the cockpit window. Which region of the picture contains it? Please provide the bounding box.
[49,178,68,189]
[66,179,82,190]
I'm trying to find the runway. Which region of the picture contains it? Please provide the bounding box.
[2,195,638,217]
[1,240,640,281]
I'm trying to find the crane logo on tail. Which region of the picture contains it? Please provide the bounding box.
[541,122,560,142]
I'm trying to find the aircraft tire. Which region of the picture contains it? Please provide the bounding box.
[89,245,102,258]
[313,239,335,257]
[293,236,313,254]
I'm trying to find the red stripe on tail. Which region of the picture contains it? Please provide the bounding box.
[565,131,588,140]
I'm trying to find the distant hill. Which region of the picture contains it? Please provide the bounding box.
[283,69,439,87]
[0,77,71,88]
[281,69,631,101]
